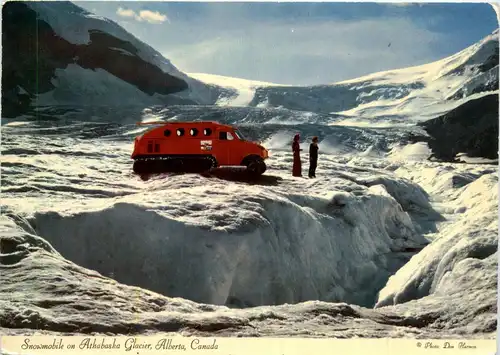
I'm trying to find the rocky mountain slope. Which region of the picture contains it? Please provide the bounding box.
[2,1,231,118]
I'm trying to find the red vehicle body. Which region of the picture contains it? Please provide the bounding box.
[131,121,269,175]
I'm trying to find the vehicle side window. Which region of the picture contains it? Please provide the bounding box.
[218,131,234,140]
[176,128,185,137]
[204,128,212,136]
[164,129,171,137]
[190,128,199,137]
[154,143,160,153]
[147,141,153,153]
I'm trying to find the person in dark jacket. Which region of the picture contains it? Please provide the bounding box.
[308,136,319,178]
[292,134,302,177]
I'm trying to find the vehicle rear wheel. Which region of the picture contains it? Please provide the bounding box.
[207,156,218,169]
[133,160,147,174]
[246,157,266,176]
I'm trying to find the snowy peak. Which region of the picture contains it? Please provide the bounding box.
[23,1,225,104]
[449,28,499,71]
[188,73,289,107]
[337,29,499,86]
[1,1,224,117]
[192,30,498,122]
[331,30,498,121]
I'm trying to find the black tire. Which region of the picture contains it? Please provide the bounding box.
[207,156,218,169]
[246,157,266,176]
[171,159,184,172]
[133,160,147,174]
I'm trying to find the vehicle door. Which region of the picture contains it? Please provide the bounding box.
[216,129,235,165]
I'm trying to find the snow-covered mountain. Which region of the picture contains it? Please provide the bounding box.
[3,0,498,126]
[2,1,232,118]
[195,30,499,122]
[188,73,290,107]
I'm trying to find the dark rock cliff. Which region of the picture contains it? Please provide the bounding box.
[417,94,499,161]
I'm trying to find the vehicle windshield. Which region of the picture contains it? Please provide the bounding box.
[233,129,245,140]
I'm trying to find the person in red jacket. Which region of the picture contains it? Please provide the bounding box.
[292,134,302,177]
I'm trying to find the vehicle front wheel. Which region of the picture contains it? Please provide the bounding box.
[246,157,266,176]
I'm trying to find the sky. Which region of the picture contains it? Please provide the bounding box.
[75,2,499,86]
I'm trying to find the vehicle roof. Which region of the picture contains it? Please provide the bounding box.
[136,121,234,129]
